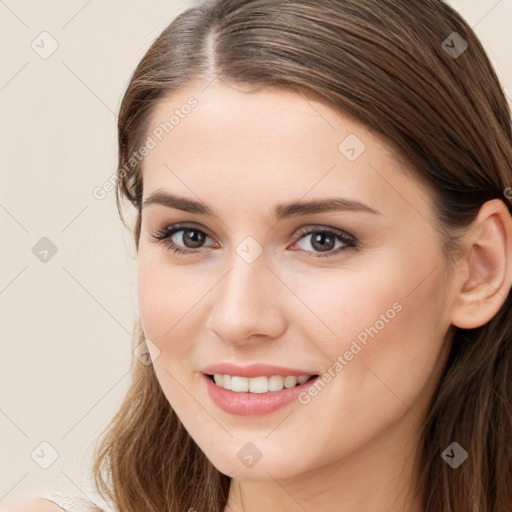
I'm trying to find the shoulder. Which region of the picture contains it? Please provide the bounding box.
[1,492,107,512]
[0,497,63,512]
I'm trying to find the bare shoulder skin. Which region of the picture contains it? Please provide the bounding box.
[1,497,63,512]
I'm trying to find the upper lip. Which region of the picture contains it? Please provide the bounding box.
[201,362,319,378]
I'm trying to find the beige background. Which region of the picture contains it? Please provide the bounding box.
[1,0,511,508]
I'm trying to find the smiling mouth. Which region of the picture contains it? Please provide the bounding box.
[206,373,319,393]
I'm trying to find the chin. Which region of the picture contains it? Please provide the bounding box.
[205,449,310,481]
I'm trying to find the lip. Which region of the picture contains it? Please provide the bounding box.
[201,362,318,378]
[202,373,320,416]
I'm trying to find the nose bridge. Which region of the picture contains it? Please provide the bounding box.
[218,249,273,316]
[207,247,285,343]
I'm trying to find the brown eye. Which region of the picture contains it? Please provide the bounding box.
[150,224,215,256]
[175,229,207,249]
[293,227,357,258]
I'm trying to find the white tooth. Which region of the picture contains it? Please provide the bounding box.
[231,376,249,392]
[249,376,269,393]
[212,374,313,392]
[284,376,298,388]
[268,375,285,391]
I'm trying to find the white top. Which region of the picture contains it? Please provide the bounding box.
[38,492,106,512]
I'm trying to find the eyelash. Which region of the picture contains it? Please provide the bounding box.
[149,223,357,259]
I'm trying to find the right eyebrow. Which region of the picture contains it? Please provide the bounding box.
[142,190,214,216]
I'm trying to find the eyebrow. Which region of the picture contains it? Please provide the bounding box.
[142,190,382,220]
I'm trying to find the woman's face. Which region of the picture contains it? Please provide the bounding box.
[137,82,455,481]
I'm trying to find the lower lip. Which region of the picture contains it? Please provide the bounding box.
[202,373,319,416]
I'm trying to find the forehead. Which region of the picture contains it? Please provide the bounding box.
[140,82,432,223]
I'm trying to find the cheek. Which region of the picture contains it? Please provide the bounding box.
[137,251,202,340]
[136,255,200,404]
[329,258,450,415]
[137,260,170,338]
[285,264,449,457]
[285,264,402,354]
[292,249,449,390]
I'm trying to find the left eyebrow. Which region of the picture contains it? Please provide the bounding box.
[273,197,381,220]
[141,190,381,219]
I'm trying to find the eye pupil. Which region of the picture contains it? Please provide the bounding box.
[311,233,335,252]
[183,229,206,248]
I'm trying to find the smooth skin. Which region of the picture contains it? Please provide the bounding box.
[137,81,512,512]
[1,498,62,511]
[9,83,512,512]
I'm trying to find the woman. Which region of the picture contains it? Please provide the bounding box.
[18,0,512,510]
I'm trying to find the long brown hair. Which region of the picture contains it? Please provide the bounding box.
[91,1,512,510]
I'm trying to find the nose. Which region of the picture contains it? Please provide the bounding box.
[206,254,287,347]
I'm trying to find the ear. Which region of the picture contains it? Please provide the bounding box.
[449,199,512,329]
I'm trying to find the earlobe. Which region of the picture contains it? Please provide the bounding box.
[450,199,512,330]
